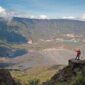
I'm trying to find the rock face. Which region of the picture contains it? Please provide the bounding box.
[0,69,16,85]
[69,59,85,69]
[42,59,85,85]
[53,59,85,81]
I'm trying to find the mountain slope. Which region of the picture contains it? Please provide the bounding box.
[0,17,85,69]
[0,17,85,44]
[12,18,85,40]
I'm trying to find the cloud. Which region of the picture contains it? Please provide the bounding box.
[1,6,85,22]
[29,15,49,19]
[0,7,44,21]
[29,15,35,19]
[38,15,48,19]
[0,6,7,17]
[79,14,85,20]
[62,14,85,21]
[0,6,13,23]
[62,16,75,19]
[13,11,30,18]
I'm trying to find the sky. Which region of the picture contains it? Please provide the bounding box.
[0,0,85,19]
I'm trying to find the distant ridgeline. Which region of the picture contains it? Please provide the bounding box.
[42,59,85,85]
[0,17,85,43]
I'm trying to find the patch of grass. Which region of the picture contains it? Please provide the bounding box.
[28,79,40,85]
[70,72,85,85]
[10,65,63,85]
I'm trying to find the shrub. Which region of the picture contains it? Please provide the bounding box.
[28,79,40,85]
[70,72,85,85]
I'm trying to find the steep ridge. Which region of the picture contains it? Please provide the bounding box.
[0,69,17,85]
[42,59,85,85]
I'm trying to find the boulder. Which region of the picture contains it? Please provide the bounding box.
[0,69,16,85]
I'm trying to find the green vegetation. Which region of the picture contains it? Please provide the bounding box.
[28,79,40,85]
[70,72,85,85]
[43,71,85,85]
[43,59,85,85]
[11,65,63,85]
[15,80,22,85]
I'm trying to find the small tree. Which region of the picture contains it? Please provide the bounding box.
[70,72,85,85]
[28,79,40,85]
[15,79,22,85]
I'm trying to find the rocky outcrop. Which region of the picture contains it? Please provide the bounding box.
[0,69,17,85]
[42,59,85,85]
[69,59,85,69]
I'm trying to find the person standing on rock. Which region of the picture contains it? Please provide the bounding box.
[75,49,81,60]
